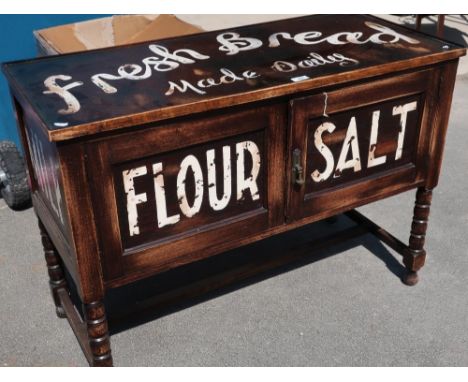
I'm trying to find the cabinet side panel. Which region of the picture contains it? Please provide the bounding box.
[18,103,77,279]
[425,60,460,188]
[24,112,67,229]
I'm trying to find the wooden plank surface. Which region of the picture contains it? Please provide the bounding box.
[3,14,465,141]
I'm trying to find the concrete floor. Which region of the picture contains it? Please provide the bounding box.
[1,16,468,367]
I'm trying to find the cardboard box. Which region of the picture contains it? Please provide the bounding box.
[34,14,204,56]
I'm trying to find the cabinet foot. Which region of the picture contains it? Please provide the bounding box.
[402,270,419,286]
[402,187,432,285]
[83,301,113,367]
[56,306,67,319]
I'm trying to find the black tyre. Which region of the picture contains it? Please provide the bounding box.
[0,141,31,210]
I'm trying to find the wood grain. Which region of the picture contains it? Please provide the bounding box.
[3,15,465,141]
[3,15,464,366]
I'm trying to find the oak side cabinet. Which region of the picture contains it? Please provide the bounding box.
[3,15,465,366]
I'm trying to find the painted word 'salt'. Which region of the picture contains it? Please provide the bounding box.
[311,101,418,182]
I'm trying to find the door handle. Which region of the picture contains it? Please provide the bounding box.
[292,148,305,186]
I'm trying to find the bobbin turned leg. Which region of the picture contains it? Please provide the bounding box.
[83,300,113,367]
[402,187,432,286]
[38,219,67,318]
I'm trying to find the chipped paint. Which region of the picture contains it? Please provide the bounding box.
[236,141,261,201]
[393,101,418,160]
[207,146,232,211]
[334,117,362,177]
[121,139,262,235]
[308,98,419,187]
[367,110,387,168]
[153,163,180,228]
[123,166,147,236]
[311,122,336,182]
[177,155,204,218]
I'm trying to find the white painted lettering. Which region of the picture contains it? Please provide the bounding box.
[123,166,148,236]
[92,44,210,94]
[165,68,258,96]
[236,141,261,201]
[367,110,387,168]
[153,163,180,228]
[166,80,207,96]
[43,75,83,115]
[268,22,419,48]
[268,32,294,48]
[272,52,359,74]
[177,155,204,218]
[311,122,336,182]
[335,117,362,177]
[207,146,232,211]
[217,32,263,55]
[271,60,297,72]
[392,101,417,160]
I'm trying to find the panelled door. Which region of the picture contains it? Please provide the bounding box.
[87,104,286,284]
[286,69,436,223]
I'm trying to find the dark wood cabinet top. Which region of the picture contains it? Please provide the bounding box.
[3,14,465,141]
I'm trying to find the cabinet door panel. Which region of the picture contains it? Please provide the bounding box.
[86,105,286,283]
[287,70,435,222]
[114,130,266,250]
